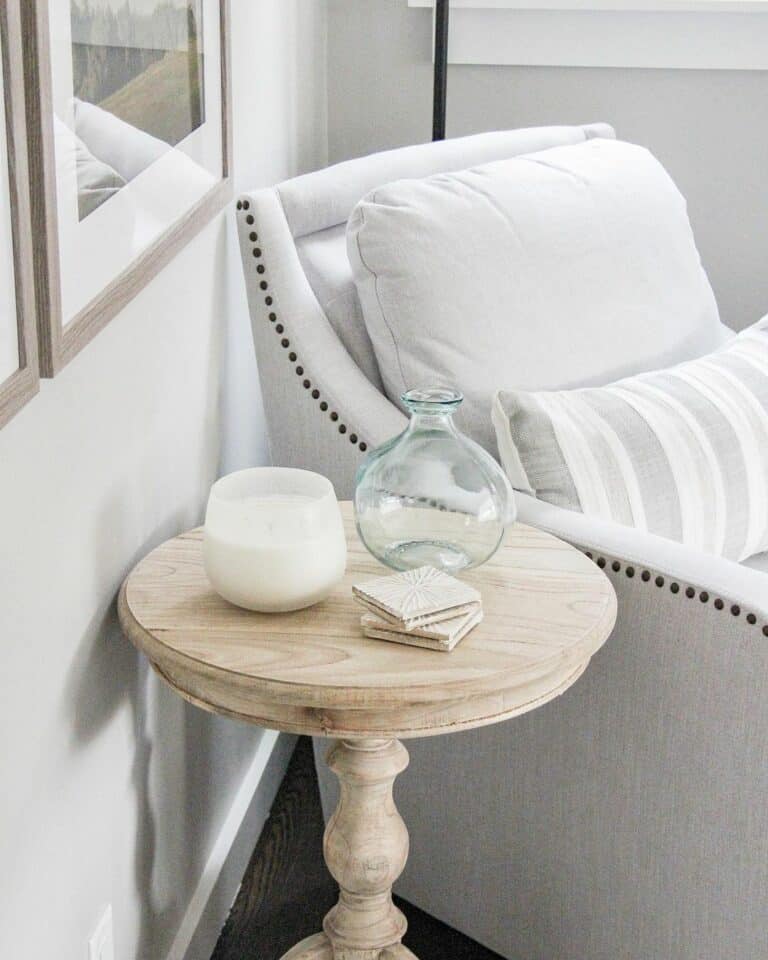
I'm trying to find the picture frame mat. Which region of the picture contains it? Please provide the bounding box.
[23,0,232,377]
[50,0,225,326]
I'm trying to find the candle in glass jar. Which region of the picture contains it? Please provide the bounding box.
[203,469,347,612]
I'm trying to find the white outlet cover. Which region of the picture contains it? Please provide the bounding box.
[89,905,114,960]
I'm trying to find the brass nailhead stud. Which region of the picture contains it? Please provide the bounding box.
[671,583,680,594]
[586,551,593,560]
[269,312,277,322]
[265,296,273,306]
[331,412,339,422]
[715,599,724,610]
[289,352,297,362]
[763,626,768,637]
[626,566,635,578]
[250,232,258,242]
[747,613,757,625]
[597,558,606,569]
[339,424,347,434]
[350,434,358,444]
[246,214,254,225]
[281,338,289,348]
[257,265,265,275]
[260,281,268,290]
[296,366,304,375]
[311,389,320,399]
[303,379,311,389]
[253,248,262,257]
[700,592,709,603]
[236,200,242,210]
[685,587,695,599]
[612,561,621,572]
[641,570,651,582]
[656,576,665,587]
[731,605,741,616]
[320,401,328,411]
[242,200,250,210]
[359,442,368,452]
[275,324,284,333]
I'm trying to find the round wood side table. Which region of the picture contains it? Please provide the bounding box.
[118,502,616,960]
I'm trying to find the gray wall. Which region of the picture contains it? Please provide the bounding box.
[328,0,768,332]
[0,3,327,959]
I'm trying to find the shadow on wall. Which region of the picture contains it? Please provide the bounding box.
[57,219,264,959]
[64,502,185,958]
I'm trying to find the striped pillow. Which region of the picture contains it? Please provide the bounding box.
[492,317,768,561]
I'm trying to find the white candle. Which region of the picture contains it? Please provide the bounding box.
[203,469,347,612]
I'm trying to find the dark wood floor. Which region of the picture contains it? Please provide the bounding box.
[212,737,503,960]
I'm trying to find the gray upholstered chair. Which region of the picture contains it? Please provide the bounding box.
[236,127,768,960]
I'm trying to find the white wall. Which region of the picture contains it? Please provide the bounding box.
[0,3,327,959]
[327,0,768,332]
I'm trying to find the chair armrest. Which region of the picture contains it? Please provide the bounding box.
[517,493,768,627]
[236,189,406,498]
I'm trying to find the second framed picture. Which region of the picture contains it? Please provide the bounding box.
[23,0,232,376]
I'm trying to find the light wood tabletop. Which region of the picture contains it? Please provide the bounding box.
[118,500,616,960]
[119,502,616,740]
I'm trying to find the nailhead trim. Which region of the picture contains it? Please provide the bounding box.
[239,200,370,455]
[583,550,766,637]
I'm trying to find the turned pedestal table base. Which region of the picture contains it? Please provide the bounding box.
[118,504,616,960]
[282,738,414,960]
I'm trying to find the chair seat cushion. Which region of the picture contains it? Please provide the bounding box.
[347,138,730,453]
[493,316,768,563]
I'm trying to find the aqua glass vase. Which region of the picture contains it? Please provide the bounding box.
[354,387,516,573]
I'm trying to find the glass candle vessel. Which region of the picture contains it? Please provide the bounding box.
[354,388,516,573]
[203,468,346,612]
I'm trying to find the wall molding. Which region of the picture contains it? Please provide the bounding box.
[165,730,296,960]
[410,0,768,69]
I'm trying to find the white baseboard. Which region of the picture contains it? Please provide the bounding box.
[165,730,298,960]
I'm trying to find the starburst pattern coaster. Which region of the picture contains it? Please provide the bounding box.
[352,565,481,630]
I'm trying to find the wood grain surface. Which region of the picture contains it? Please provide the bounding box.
[119,503,616,739]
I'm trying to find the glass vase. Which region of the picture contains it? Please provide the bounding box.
[354,387,516,573]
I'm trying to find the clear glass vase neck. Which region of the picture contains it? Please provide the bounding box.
[404,407,459,435]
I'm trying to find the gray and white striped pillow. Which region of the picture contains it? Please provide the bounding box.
[492,316,768,561]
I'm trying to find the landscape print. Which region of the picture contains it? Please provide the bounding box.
[71,0,206,149]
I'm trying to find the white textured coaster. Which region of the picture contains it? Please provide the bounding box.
[352,565,482,630]
[361,607,483,653]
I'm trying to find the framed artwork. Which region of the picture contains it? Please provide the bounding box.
[22,0,232,376]
[0,0,38,428]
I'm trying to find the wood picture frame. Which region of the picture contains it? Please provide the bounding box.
[0,0,39,429]
[22,0,232,377]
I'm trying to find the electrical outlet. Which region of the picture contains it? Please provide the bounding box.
[88,905,114,960]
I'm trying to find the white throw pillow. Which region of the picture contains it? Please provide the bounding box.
[347,138,729,453]
[493,316,768,562]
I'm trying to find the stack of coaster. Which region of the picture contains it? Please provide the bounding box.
[352,565,482,652]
